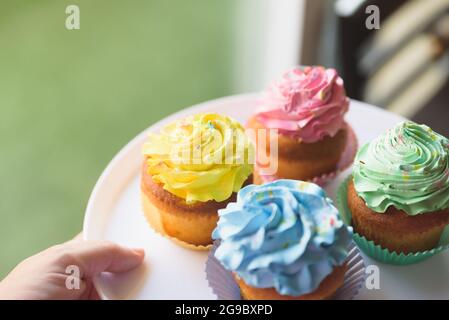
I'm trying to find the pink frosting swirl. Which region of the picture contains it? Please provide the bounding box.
[256,66,349,143]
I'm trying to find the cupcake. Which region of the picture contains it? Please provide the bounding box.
[212,180,352,300]
[349,121,449,254]
[247,66,350,184]
[141,113,254,247]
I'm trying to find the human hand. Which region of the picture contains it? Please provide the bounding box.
[0,234,145,300]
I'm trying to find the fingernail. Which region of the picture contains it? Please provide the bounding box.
[132,248,145,256]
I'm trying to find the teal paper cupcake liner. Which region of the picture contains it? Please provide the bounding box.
[336,175,449,265]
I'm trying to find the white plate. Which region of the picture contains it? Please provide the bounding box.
[83,93,449,300]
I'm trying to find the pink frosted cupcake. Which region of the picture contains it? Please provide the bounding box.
[247,66,351,184]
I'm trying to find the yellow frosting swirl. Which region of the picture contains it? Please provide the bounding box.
[142,113,254,203]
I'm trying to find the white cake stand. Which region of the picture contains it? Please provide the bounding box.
[83,93,449,300]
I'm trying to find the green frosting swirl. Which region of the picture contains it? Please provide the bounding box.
[353,121,449,215]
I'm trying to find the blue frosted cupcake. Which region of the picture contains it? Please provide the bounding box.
[212,180,352,300]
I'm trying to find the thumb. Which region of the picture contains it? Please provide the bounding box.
[62,241,145,278]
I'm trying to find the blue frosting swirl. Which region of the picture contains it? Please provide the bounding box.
[212,179,352,296]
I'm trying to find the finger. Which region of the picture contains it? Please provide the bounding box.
[88,284,101,300]
[72,232,84,242]
[64,241,145,278]
[77,280,93,300]
[78,279,101,300]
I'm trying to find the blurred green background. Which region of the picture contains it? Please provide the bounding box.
[0,0,236,278]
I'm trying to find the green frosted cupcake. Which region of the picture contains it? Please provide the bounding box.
[338,121,449,264]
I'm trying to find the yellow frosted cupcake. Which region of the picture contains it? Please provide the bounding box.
[141,113,254,247]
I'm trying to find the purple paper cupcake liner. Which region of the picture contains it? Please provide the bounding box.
[205,241,366,300]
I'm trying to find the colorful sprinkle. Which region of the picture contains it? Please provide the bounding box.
[298,181,310,190]
[207,121,215,129]
[399,164,413,172]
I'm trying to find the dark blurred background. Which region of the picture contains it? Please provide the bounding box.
[314,0,449,136]
[1,0,448,278]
